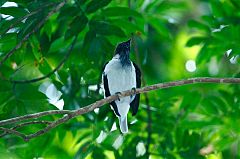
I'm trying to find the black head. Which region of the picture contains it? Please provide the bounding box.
[115,39,131,67]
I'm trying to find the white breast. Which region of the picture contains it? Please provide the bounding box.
[104,57,136,105]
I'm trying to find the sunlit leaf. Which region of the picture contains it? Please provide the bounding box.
[186,37,206,47]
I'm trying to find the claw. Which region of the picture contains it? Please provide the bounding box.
[115,92,121,101]
[131,87,136,98]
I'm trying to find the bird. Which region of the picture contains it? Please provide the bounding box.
[102,39,141,133]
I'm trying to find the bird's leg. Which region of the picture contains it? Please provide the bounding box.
[131,87,136,98]
[115,92,122,101]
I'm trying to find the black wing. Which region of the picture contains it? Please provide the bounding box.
[130,62,141,116]
[102,62,121,117]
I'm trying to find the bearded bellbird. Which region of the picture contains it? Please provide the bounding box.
[102,39,141,133]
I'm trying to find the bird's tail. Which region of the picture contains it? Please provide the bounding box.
[119,116,128,133]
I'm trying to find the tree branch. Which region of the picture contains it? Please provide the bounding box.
[0,1,66,67]
[0,121,51,137]
[0,77,240,140]
[0,127,27,141]
[0,110,72,126]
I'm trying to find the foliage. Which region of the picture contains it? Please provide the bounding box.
[0,0,240,158]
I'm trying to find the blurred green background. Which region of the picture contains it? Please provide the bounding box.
[1,0,240,158]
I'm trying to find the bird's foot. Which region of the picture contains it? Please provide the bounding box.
[115,92,122,101]
[130,87,136,98]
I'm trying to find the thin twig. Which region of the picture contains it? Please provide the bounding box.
[0,77,240,140]
[25,114,72,140]
[0,1,66,67]
[0,127,27,141]
[0,110,72,126]
[8,36,77,84]
[13,120,51,129]
[0,121,51,137]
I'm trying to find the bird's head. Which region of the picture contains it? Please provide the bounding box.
[115,39,131,67]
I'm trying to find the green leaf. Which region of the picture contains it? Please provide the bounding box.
[186,37,206,47]
[110,19,144,35]
[180,118,221,129]
[40,32,51,55]
[201,15,218,28]
[38,58,53,76]
[48,37,70,53]
[188,20,210,32]
[65,14,88,40]
[147,16,170,38]
[0,33,17,52]
[82,30,96,54]
[88,37,104,57]
[0,0,7,6]
[43,146,71,158]
[58,6,80,21]
[216,136,235,151]
[102,131,122,150]
[83,69,99,83]
[76,0,88,5]
[0,91,13,115]
[82,35,114,61]
[86,0,111,14]
[92,147,107,159]
[201,98,219,115]
[0,7,28,18]
[196,44,211,64]
[180,91,201,111]
[89,20,126,37]
[30,35,41,61]
[210,0,226,17]
[74,141,94,159]
[157,1,187,12]
[208,96,229,113]
[0,18,23,35]
[17,17,38,40]
[101,7,142,17]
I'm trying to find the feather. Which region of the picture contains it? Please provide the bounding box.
[119,116,128,133]
[101,40,141,133]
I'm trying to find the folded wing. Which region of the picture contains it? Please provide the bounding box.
[130,62,141,116]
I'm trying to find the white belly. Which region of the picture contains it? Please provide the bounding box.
[104,59,136,106]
